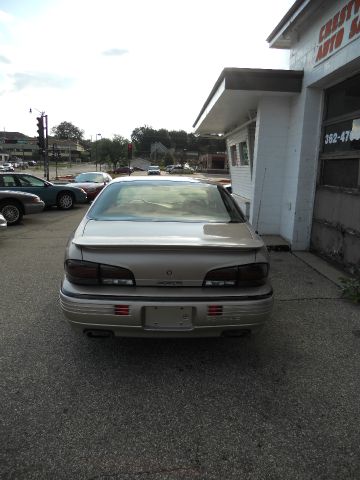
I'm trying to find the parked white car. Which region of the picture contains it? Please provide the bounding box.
[147,165,161,175]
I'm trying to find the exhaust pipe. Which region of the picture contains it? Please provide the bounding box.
[84,329,114,338]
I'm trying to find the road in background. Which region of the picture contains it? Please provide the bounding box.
[1,206,359,479]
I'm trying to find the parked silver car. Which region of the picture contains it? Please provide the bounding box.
[0,190,45,225]
[60,176,273,337]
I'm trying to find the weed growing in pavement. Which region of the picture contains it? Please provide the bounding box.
[339,277,360,304]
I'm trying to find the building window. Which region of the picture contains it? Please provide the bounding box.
[230,145,238,166]
[323,118,360,153]
[322,158,359,188]
[320,73,360,189]
[239,141,249,166]
[325,74,360,119]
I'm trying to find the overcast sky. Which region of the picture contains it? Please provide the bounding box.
[0,0,294,140]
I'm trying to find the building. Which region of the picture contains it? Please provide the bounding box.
[0,132,86,162]
[198,153,228,173]
[193,0,360,274]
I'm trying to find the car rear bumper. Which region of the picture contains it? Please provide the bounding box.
[24,202,45,215]
[60,284,273,337]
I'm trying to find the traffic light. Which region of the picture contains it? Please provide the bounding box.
[36,116,45,153]
[127,143,133,160]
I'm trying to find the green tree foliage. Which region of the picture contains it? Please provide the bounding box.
[51,121,85,141]
[131,125,226,158]
[92,135,130,170]
[169,130,188,150]
[131,125,156,156]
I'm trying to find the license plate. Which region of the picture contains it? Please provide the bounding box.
[144,306,193,330]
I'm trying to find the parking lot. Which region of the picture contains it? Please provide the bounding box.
[1,205,360,479]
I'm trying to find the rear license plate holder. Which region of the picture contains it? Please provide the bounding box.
[144,306,193,330]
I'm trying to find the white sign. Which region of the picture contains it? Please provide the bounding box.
[315,0,360,63]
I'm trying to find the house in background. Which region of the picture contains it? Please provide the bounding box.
[193,0,360,274]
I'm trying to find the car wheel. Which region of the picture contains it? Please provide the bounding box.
[57,191,74,210]
[0,200,23,225]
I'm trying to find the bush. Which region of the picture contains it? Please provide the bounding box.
[339,277,360,303]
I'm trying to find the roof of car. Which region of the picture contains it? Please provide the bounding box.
[0,172,31,175]
[76,172,105,175]
[110,176,222,186]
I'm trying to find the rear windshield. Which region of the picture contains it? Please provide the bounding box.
[88,180,245,223]
[75,173,104,183]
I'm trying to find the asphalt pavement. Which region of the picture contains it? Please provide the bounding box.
[1,205,359,480]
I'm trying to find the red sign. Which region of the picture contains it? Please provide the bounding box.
[315,0,360,63]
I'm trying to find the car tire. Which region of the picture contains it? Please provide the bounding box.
[0,200,23,225]
[57,191,74,210]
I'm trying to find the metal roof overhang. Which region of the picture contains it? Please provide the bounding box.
[193,68,303,136]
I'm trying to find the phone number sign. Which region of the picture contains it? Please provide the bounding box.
[323,118,360,152]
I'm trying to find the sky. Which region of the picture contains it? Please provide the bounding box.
[0,0,295,141]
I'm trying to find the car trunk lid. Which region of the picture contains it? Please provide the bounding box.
[73,220,264,287]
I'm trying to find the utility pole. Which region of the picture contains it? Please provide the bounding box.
[95,133,101,171]
[127,143,133,175]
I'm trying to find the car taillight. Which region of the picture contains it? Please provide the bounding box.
[237,263,269,286]
[203,263,268,287]
[65,260,135,286]
[65,260,99,285]
[203,267,238,287]
[100,265,134,286]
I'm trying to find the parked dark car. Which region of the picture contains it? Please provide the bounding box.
[0,173,87,209]
[0,190,45,225]
[113,166,133,175]
[66,171,112,201]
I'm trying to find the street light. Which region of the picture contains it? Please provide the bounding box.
[95,133,101,171]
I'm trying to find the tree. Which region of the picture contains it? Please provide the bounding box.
[130,125,226,159]
[169,130,188,150]
[91,135,130,171]
[131,125,156,156]
[51,121,84,141]
[110,135,130,169]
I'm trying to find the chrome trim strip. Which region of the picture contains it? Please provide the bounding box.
[60,286,273,302]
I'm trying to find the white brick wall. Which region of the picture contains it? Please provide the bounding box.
[223,0,360,248]
[251,96,292,235]
[283,0,360,249]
